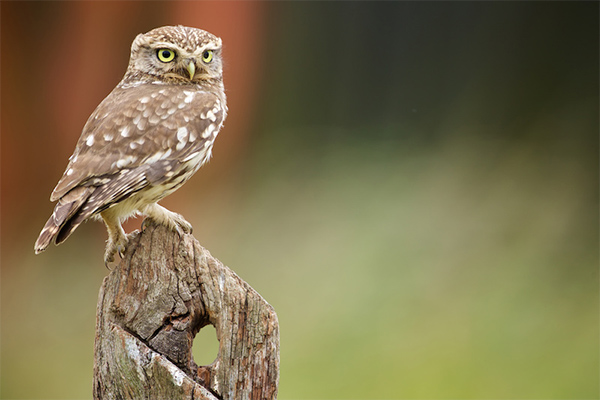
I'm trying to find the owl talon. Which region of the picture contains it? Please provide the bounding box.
[104,233,130,265]
[172,213,193,234]
[104,252,115,266]
[147,217,191,237]
[173,218,192,236]
[104,246,117,266]
[172,224,183,236]
[141,218,151,232]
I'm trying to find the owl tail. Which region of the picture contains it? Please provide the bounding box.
[34,186,95,254]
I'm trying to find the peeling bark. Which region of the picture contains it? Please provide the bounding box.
[93,223,279,399]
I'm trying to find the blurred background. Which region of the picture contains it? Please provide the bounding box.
[1,2,598,399]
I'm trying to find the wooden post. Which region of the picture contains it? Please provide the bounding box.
[93,223,279,399]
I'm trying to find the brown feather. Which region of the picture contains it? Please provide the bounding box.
[34,186,94,253]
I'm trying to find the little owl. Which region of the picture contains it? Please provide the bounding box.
[34,25,227,264]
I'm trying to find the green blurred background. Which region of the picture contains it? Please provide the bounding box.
[1,2,598,399]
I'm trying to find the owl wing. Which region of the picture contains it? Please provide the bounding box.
[51,84,226,201]
[35,84,226,251]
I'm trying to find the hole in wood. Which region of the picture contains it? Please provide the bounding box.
[192,324,219,366]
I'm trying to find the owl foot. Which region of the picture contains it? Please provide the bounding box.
[104,234,127,266]
[103,230,139,266]
[168,214,193,236]
[142,203,193,236]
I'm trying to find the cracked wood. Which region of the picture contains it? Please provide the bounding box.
[93,223,279,399]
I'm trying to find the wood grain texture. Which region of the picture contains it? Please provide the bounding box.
[93,223,279,399]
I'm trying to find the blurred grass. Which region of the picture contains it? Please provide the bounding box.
[2,125,597,398]
[223,127,597,398]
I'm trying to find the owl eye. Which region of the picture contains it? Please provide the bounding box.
[202,50,213,63]
[157,48,176,63]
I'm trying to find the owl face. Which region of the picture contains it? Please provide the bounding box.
[126,25,223,85]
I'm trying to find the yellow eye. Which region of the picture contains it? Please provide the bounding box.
[157,48,175,62]
[202,50,213,63]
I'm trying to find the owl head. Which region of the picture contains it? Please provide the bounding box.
[124,25,223,85]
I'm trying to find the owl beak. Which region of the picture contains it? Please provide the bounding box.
[186,61,196,80]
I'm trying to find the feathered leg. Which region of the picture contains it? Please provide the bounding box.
[100,211,129,265]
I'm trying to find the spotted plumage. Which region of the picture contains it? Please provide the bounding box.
[35,26,227,264]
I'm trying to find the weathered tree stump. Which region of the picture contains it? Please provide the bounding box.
[93,223,279,399]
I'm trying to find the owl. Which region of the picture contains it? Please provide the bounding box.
[34,26,227,264]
